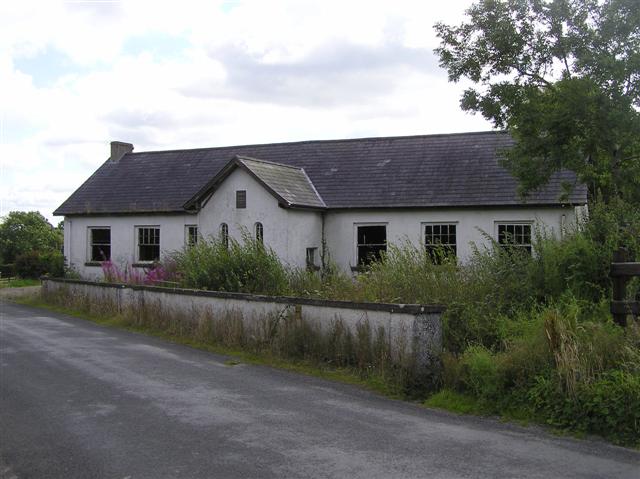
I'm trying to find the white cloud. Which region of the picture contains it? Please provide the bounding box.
[0,0,487,223]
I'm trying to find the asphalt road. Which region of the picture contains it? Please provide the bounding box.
[1,301,638,479]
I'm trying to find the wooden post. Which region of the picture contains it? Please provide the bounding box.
[611,247,630,327]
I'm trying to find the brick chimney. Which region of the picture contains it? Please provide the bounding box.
[109,141,134,163]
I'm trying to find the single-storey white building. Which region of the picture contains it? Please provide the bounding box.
[54,131,587,278]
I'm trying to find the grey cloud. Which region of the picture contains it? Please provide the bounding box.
[103,108,228,131]
[42,137,102,147]
[103,109,182,129]
[180,40,439,108]
[64,1,124,22]
[107,125,157,148]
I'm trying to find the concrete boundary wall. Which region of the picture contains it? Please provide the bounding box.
[42,278,444,371]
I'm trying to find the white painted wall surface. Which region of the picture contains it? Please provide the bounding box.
[197,168,322,268]
[324,206,579,269]
[64,214,197,279]
[62,179,580,279]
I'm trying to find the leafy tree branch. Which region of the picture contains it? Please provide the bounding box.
[435,0,640,202]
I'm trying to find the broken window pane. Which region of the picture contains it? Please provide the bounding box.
[357,225,386,266]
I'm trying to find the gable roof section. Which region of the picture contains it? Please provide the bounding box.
[54,131,588,216]
[187,156,326,210]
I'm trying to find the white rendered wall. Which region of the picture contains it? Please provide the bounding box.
[62,187,581,278]
[197,168,323,268]
[63,214,197,279]
[323,206,579,270]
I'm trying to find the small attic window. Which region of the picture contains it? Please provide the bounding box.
[236,190,246,209]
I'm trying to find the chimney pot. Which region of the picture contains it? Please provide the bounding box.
[109,141,134,163]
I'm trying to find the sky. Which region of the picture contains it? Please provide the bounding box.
[0,0,492,224]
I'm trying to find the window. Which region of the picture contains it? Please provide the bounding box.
[424,223,457,263]
[137,227,160,262]
[255,222,263,245]
[89,228,110,261]
[220,223,229,248]
[186,225,198,247]
[356,225,386,266]
[306,247,318,270]
[497,223,532,254]
[236,190,246,208]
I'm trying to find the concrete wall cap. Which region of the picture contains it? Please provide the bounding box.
[42,277,446,314]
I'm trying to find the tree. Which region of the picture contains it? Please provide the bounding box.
[0,211,62,264]
[435,0,640,202]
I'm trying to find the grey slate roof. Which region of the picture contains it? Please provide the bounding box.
[54,131,588,216]
[190,156,327,209]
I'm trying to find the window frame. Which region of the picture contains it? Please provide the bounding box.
[135,226,161,263]
[354,223,387,267]
[495,221,533,254]
[185,225,198,247]
[87,227,111,263]
[422,222,457,263]
[306,247,319,271]
[220,223,229,248]
[255,222,263,245]
[236,190,247,209]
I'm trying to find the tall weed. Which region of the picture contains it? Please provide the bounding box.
[172,232,288,295]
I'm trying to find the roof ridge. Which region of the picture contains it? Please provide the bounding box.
[235,155,303,170]
[127,130,508,156]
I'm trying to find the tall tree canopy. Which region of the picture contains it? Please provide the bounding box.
[435,0,640,202]
[0,211,62,264]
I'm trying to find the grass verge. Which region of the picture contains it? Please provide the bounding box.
[0,278,40,288]
[424,389,487,416]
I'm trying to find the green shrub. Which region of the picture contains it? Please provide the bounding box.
[287,262,356,300]
[172,232,288,295]
[40,250,65,277]
[532,229,609,303]
[464,239,538,314]
[354,241,523,353]
[14,251,42,278]
[529,371,640,446]
[458,345,502,404]
[357,241,460,304]
[495,315,553,393]
[586,198,640,261]
[578,371,640,446]
[14,250,64,278]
